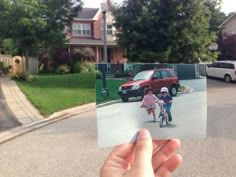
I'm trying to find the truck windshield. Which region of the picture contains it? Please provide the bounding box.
[133,71,153,81]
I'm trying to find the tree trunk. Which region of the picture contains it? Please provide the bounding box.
[24,48,30,80]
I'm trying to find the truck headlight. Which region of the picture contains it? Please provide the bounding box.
[132,84,140,90]
[119,86,122,91]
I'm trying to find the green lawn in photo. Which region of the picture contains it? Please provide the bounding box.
[17,73,95,116]
[96,79,129,104]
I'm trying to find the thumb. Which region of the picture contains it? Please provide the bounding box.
[132,129,153,172]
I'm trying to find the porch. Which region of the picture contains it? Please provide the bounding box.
[67,38,127,63]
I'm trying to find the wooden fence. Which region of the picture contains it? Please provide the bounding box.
[23,57,39,74]
[0,55,12,67]
[0,55,39,74]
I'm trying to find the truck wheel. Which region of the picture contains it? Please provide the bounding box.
[170,85,177,96]
[121,96,128,102]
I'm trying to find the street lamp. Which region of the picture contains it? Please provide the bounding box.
[100,2,109,97]
[101,2,108,63]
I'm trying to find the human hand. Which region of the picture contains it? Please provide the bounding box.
[100,129,182,177]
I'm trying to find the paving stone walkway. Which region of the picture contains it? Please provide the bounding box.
[0,77,43,124]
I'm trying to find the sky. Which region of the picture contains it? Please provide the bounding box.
[82,0,235,14]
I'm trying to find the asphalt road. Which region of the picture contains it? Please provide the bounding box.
[97,78,207,147]
[0,78,235,177]
[0,111,106,177]
[173,78,236,177]
[0,89,21,131]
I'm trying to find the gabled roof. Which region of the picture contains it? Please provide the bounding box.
[218,12,236,29]
[77,8,100,20]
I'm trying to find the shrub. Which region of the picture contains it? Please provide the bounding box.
[11,73,27,81]
[0,62,3,69]
[56,65,71,74]
[53,49,72,66]
[80,65,89,73]
[71,62,81,73]
[79,62,96,73]
[95,69,102,80]
[0,63,11,75]
[81,62,95,72]
[2,65,12,74]
[39,56,57,73]
[71,53,83,63]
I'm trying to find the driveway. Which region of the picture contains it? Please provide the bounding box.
[206,78,236,138]
[180,77,207,92]
[97,78,207,147]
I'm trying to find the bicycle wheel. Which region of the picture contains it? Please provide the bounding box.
[159,115,164,128]
[165,114,169,126]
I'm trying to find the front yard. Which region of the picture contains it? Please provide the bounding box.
[17,73,95,115]
[96,79,128,104]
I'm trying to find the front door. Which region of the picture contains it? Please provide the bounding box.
[101,48,113,63]
[107,48,113,63]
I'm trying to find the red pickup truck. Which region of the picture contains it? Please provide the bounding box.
[118,68,180,102]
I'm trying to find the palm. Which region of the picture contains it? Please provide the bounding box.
[100,139,182,177]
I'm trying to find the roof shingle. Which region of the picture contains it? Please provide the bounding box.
[77,8,99,20]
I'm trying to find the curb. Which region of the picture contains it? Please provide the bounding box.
[0,103,96,145]
[178,86,194,94]
[96,100,121,108]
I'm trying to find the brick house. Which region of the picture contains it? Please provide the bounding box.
[67,0,127,63]
[218,12,236,60]
[218,12,236,39]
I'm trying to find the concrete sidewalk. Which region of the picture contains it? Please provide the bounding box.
[0,103,96,144]
[0,77,44,124]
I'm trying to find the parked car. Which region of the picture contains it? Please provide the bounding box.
[206,61,236,82]
[118,68,180,102]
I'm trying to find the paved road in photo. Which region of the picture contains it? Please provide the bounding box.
[97,78,207,147]
[0,78,235,177]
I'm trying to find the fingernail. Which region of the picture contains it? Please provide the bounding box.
[137,129,150,140]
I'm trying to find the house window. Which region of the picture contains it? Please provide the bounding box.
[107,25,113,35]
[72,23,91,36]
[101,23,115,35]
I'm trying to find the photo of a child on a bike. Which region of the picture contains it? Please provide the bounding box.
[141,87,173,128]
[96,63,207,145]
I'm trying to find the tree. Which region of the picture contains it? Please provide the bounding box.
[1,39,19,55]
[0,0,82,76]
[113,0,218,63]
[204,0,226,32]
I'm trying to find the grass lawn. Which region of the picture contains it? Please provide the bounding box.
[96,79,128,104]
[17,73,95,116]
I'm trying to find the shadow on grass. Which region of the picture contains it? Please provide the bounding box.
[17,73,95,89]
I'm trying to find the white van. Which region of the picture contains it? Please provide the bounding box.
[206,61,236,82]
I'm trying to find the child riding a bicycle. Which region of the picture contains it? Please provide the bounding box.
[159,87,173,122]
[140,88,159,122]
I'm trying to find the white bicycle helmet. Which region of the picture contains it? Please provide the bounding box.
[160,87,168,93]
